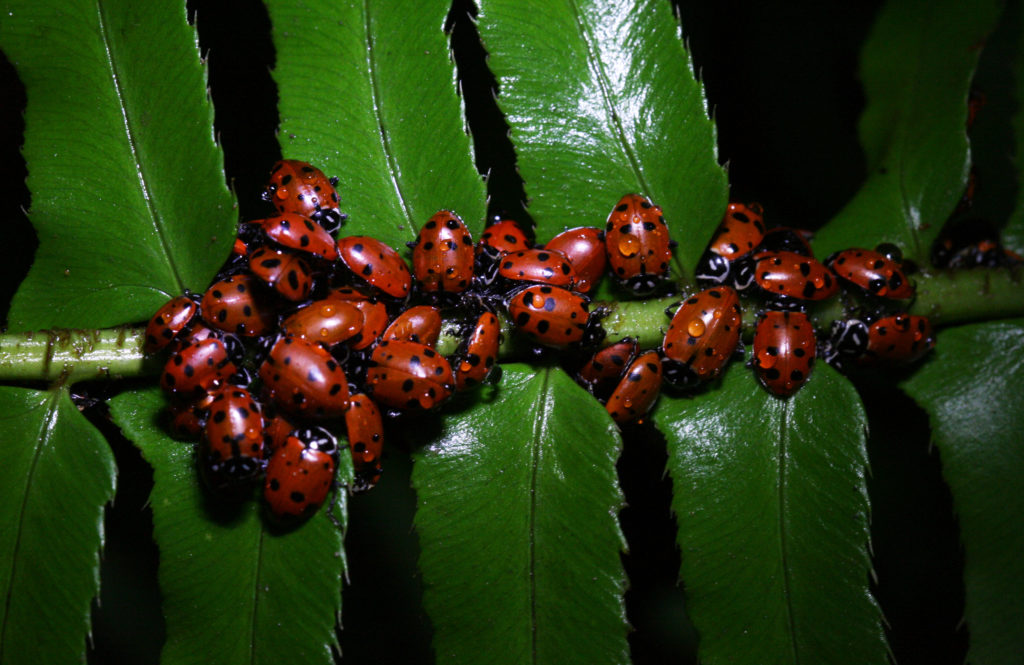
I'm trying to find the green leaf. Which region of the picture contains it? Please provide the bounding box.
[411,365,629,665]
[992,0,1024,254]
[267,0,487,248]
[0,386,116,665]
[900,320,1024,665]
[110,387,351,665]
[476,0,728,273]
[0,0,236,332]
[813,0,1001,262]
[657,364,888,664]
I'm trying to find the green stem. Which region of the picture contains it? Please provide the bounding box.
[1,268,1021,384]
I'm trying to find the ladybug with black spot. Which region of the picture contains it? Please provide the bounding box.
[144,293,200,354]
[337,235,412,299]
[199,387,266,499]
[259,335,351,418]
[604,194,673,295]
[752,250,838,305]
[605,350,662,424]
[263,159,347,235]
[826,247,914,299]
[544,227,606,293]
[661,286,743,390]
[345,394,385,492]
[365,339,455,411]
[410,210,476,297]
[453,311,503,391]
[750,310,816,397]
[506,284,604,350]
[200,273,278,337]
[249,213,339,261]
[263,426,340,523]
[577,338,638,400]
[695,202,765,289]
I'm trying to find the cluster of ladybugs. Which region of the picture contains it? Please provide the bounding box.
[143,158,939,524]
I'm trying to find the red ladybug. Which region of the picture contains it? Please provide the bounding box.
[144,294,200,354]
[753,226,814,258]
[263,426,339,522]
[753,251,838,303]
[826,248,914,299]
[263,411,297,454]
[751,310,817,397]
[259,335,350,418]
[605,351,662,424]
[411,210,476,295]
[506,284,600,349]
[247,247,313,302]
[199,387,266,498]
[497,248,576,289]
[479,216,531,254]
[263,160,345,234]
[861,314,934,366]
[342,298,391,350]
[337,235,412,299]
[383,305,442,347]
[544,227,606,293]
[281,299,365,348]
[604,194,673,295]
[661,286,742,389]
[577,338,638,399]
[165,391,216,440]
[345,393,385,492]
[200,274,278,337]
[366,340,455,411]
[250,213,339,261]
[708,202,766,261]
[160,336,240,399]
[454,311,502,391]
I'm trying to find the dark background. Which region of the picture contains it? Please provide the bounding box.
[0,1,968,663]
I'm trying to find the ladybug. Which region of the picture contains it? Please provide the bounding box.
[605,350,662,424]
[165,391,216,440]
[411,210,476,295]
[325,293,390,351]
[751,310,816,397]
[661,286,743,390]
[263,426,339,522]
[248,247,313,302]
[199,387,266,498]
[708,202,766,261]
[826,247,914,299]
[861,313,934,366]
[753,226,814,258]
[345,393,385,492]
[479,216,531,254]
[454,311,502,391]
[820,318,870,370]
[263,411,297,454]
[577,337,638,400]
[498,248,576,288]
[250,213,339,261]
[160,336,241,399]
[263,160,346,235]
[200,273,278,337]
[144,293,200,354]
[506,284,601,349]
[604,194,673,295]
[544,227,606,293]
[383,305,443,347]
[337,235,412,299]
[695,202,765,290]
[365,340,455,411]
[753,251,838,303]
[281,298,365,348]
[259,335,350,418]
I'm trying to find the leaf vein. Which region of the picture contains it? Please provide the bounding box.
[94,0,184,292]
[777,399,800,665]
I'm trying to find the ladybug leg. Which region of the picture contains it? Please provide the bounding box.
[325,482,345,532]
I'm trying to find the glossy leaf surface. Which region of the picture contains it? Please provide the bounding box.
[0,387,116,665]
[476,0,728,275]
[0,0,236,331]
[267,0,486,248]
[658,364,888,664]
[110,387,350,665]
[411,364,629,664]
[901,321,1024,665]
[813,0,1000,261]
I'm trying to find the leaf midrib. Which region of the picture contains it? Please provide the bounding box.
[95,0,184,292]
[776,398,800,665]
[0,391,60,663]
[362,0,415,234]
